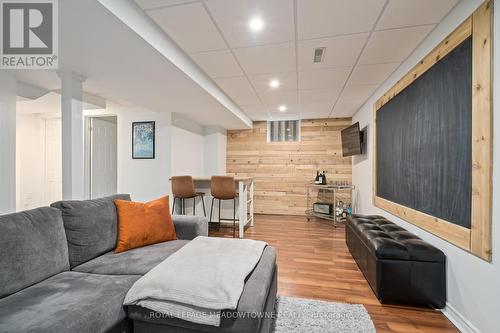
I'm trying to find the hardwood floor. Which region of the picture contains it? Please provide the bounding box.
[209,214,458,333]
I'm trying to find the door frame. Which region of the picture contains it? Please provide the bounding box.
[84,115,118,199]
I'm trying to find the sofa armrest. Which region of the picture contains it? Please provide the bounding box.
[172,215,208,240]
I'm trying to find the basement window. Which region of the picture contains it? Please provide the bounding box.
[267,120,300,142]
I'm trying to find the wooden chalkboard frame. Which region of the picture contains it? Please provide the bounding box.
[373,1,492,261]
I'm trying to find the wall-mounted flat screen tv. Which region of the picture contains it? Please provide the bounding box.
[341,122,362,157]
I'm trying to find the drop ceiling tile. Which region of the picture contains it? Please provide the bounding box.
[300,102,334,119]
[331,106,361,118]
[334,85,378,116]
[302,112,331,120]
[347,62,400,86]
[214,76,253,94]
[147,3,226,53]
[359,25,435,65]
[269,112,301,121]
[205,0,294,48]
[248,113,270,121]
[242,105,268,114]
[267,103,300,113]
[298,67,351,90]
[135,0,195,10]
[233,43,296,75]
[340,85,378,101]
[376,0,458,30]
[298,33,369,71]
[297,0,386,40]
[190,50,243,78]
[258,91,298,105]
[228,91,261,106]
[248,72,297,92]
[241,104,269,120]
[299,88,342,104]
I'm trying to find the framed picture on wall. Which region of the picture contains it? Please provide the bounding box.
[132,121,155,159]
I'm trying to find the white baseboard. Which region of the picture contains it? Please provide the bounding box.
[442,303,480,333]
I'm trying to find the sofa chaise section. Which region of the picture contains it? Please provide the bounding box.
[127,246,278,333]
[0,271,139,333]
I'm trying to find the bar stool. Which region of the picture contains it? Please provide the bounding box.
[209,176,238,238]
[171,176,206,216]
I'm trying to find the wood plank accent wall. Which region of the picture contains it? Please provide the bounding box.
[227,118,352,216]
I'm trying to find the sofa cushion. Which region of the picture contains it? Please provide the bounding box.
[72,240,189,275]
[115,196,176,253]
[0,271,139,333]
[0,207,69,298]
[51,194,131,268]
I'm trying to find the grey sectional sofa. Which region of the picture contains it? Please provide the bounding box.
[0,194,277,333]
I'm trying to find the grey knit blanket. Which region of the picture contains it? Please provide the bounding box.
[124,236,267,326]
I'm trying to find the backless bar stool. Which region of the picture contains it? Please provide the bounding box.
[171,176,206,216]
[209,176,238,238]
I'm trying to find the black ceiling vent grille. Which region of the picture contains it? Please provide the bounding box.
[313,47,326,63]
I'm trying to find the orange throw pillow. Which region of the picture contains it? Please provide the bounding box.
[114,196,176,253]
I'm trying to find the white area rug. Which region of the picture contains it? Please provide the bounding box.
[273,296,376,333]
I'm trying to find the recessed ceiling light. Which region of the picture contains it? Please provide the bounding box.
[249,17,264,31]
[269,79,280,88]
[279,105,287,112]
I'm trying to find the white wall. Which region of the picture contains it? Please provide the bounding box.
[84,108,227,204]
[0,73,16,214]
[204,128,227,175]
[16,113,62,211]
[171,126,205,176]
[170,115,227,177]
[351,1,498,332]
[170,114,228,177]
[104,105,173,202]
[16,114,45,211]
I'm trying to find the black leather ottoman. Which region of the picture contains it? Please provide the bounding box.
[346,214,446,308]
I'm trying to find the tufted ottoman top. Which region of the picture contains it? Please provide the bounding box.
[347,214,445,263]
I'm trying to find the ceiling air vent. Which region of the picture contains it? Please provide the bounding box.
[313,47,326,63]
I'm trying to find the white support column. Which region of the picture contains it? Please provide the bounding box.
[58,71,86,200]
[0,73,17,214]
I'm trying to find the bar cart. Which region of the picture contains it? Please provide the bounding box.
[305,182,355,227]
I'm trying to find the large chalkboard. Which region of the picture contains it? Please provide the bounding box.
[376,37,472,229]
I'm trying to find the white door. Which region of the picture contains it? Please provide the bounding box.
[44,118,62,204]
[90,117,117,199]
